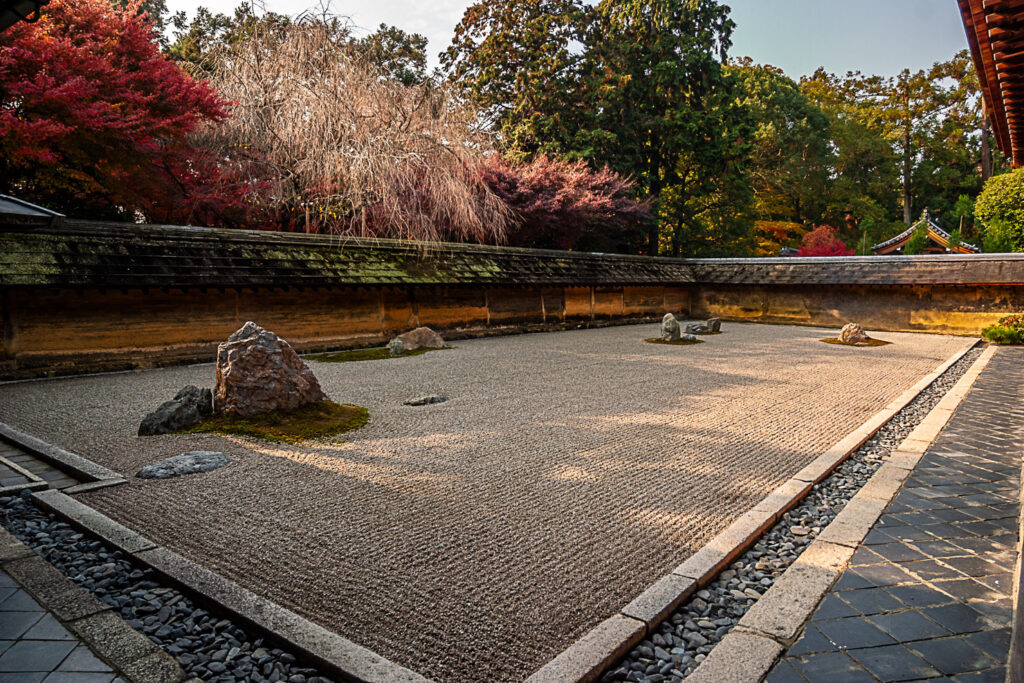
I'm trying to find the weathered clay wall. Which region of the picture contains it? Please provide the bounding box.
[0,285,691,378]
[5,280,1024,379]
[690,284,1024,336]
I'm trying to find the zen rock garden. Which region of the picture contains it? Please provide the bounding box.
[659,314,722,343]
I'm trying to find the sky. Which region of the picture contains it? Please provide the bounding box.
[163,0,971,80]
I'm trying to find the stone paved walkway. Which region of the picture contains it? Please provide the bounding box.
[0,566,121,682]
[0,441,77,492]
[767,347,1024,682]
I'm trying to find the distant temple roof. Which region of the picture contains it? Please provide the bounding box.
[871,212,981,255]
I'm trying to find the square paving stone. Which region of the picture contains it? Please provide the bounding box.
[790,651,874,681]
[847,643,941,681]
[871,543,929,564]
[907,637,998,675]
[838,587,906,616]
[951,667,1007,682]
[911,539,969,559]
[56,646,111,674]
[974,573,1014,594]
[815,616,897,650]
[851,562,918,587]
[789,624,833,657]
[812,594,860,621]
[0,612,43,639]
[901,559,963,581]
[23,615,75,642]
[0,674,46,682]
[0,590,43,612]
[966,599,1012,625]
[934,578,1005,603]
[0,640,76,672]
[864,529,899,545]
[832,573,875,592]
[920,603,990,635]
[850,547,885,566]
[962,628,1012,661]
[764,658,805,683]
[42,674,117,683]
[959,521,1006,537]
[0,573,15,589]
[867,610,952,642]
[937,557,1003,577]
[885,583,957,608]
[928,508,983,524]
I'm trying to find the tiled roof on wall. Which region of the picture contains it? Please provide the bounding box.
[2,219,1023,290]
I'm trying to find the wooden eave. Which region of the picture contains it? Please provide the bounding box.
[960,0,1024,165]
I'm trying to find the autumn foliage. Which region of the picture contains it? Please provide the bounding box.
[479,155,651,251]
[0,0,241,223]
[796,225,855,257]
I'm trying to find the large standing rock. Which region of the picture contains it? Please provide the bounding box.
[839,322,870,344]
[661,314,681,341]
[706,317,722,333]
[138,385,213,436]
[393,326,445,352]
[215,322,327,417]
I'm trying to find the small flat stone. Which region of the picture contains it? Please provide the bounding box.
[403,395,448,406]
[137,452,230,480]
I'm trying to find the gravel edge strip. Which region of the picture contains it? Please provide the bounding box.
[603,345,989,683]
[0,524,185,682]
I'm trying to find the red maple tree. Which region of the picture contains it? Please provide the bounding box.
[0,0,246,223]
[479,155,651,252]
[796,225,855,257]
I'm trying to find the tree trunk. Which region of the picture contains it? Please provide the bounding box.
[981,106,993,183]
[903,124,913,225]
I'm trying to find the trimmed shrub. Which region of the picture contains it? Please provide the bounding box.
[982,313,1024,345]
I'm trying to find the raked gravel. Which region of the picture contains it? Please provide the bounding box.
[0,323,974,682]
[604,346,983,683]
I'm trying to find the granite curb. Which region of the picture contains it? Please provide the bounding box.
[29,488,432,683]
[526,342,981,683]
[0,525,186,682]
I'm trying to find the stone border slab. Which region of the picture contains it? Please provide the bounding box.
[28,488,431,683]
[0,526,185,682]
[0,420,124,490]
[527,341,982,683]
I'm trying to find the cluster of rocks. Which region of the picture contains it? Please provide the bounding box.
[387,326,445,356]
[0,493,334,683]
[661,315,721,342]
[604,347,982,683]
[139,322,328,437]
[838,322,871,344]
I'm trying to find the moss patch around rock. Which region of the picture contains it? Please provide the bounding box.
[820,338,892,347]
[307,346,449,363]
[645,338,705,346]
[181,401,368,444]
